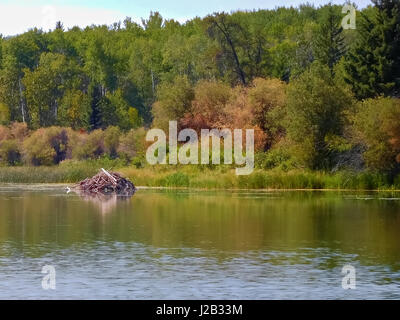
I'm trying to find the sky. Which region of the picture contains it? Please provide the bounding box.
[0,0,372,36]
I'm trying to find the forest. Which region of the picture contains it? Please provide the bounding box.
[0,0,400,188]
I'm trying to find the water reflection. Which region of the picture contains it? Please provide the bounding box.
[0,189,400,299]
[74,192,133,214]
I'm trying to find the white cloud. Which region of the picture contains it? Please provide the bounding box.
[0,4,138,36]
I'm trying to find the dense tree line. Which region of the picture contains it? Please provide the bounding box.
[0,1,400,177]
[0,4,356,128]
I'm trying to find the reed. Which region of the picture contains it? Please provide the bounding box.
[0,162,399,190]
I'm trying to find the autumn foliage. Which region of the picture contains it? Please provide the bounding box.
[153,78,286,152]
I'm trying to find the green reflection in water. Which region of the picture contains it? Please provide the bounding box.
[0,189,400,270]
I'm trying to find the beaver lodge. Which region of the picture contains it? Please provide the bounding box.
[75,168,136,196]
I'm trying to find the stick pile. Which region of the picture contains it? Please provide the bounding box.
[76,168,136,196]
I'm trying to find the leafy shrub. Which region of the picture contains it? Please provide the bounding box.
[63,128,82,159]
[0,139,21,165]
[104,126,121,158]
[353,97,400,173]
[117,127,147,160]
[0,125,10,142]
[222,86,268,151]
[181,80,230,130]
[22,127,69,165]
[72,129,105,160]
[131,156,145,168]
[248,77,287,147]
[152,75,194,131]
[10,122,29,141]
[255,147,291,170]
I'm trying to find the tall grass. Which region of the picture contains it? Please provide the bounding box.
[0,162,399,190]
[0,157,126,183]
[119,166,400,190]
[0,166,95,183]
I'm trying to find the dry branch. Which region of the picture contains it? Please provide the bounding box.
[75,169,136,196]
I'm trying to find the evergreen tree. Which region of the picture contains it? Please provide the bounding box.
[344,0,400,98]
[89,84,103,130]
[313,4,345,75]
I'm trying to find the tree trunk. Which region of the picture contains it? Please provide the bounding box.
[18,77,25,123]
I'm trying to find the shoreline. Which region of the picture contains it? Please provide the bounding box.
[0,165,399,191]
[0,183,399,193]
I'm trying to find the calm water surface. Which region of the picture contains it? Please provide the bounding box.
[0,186,400,299]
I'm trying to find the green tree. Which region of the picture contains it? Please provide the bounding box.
[0,29,47,123]
[248,78,287,148]
[0,102,10,125]
[108,89,142,130]
[285,64,354,169]
[152,75,194,131]
[353,96,400,174]
[344,0,400,98]
[23,52,83,128]
[313,4,346,75]
[58,89,90,129]
[205,13,251,85]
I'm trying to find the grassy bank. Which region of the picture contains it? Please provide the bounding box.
[0,161,400,190]
[0,166,98,183]
[119,167,400,190]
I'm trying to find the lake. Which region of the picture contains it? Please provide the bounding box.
[0,186,399,299]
